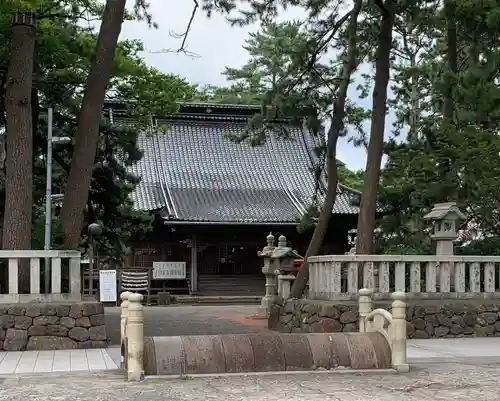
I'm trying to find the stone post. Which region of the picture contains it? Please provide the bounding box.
[358,288,373,333]
[390,292,409,373]
[278,275,295,299]
[257,233,277,317]
[120,291,133,369]
[127,293,144,381]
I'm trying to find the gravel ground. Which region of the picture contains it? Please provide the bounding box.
[105,305,266,345]
[0,361,498,401]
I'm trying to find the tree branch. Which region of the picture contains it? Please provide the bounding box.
[147,0,201,58]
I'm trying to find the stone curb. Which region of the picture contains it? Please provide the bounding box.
[143,332,391,376]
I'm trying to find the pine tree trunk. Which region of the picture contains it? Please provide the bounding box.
[355,1,395,255]
[290,0,364,298]
[3,13,37,293]
[59,0,126,247]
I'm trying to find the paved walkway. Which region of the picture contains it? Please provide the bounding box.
[0,348,121,374]
[0,360,499,400]
[105,305,267,345]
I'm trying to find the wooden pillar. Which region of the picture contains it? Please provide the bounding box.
[191,235,198,294]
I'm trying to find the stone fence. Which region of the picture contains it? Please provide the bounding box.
[0,250,82,303]
[0,302,107,351]
[308,254,500,301]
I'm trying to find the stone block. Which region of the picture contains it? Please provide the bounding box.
[342,323,357,332]
[33,316,59,326]
[89,314,105,326]
[4,328,28,351]
[89,325,107,341]
[69,304,83,319]
[46,325,68,336]
[147,336,185,376]
[68,327,90,341]
[76,317,91,328]
[26,336,77,350]
[365,332,391,369]
[28,325,47,336]
[306,333,335,369]
[25,305,42,318]
[57,305,71,317]
[329,333,351,367]
[248,333,285,372]
[281,334,313,371]
[82,302,104,317]
[0,328,5,341]
[344,333,378,369]
[40,305,57,316]
[182,335,226,374]
[8,306,26,316]
[78,340,107,349]
[14,316,32,330]
[339,310,357,324]
[319,304,340,319]
[319,317,342,333]
[0,315,14,329]
[219,334,255,373]
[59,317,76,329]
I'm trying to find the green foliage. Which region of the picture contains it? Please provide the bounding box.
[0,0,195,261]
[337,164,364,191]
[376,0,500,254]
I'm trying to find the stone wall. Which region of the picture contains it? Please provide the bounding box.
[0,302,108,351]
[269,299,500,338]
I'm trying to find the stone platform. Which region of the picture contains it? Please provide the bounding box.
[0,302,107,351]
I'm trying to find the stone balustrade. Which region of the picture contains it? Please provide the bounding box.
[309,254,500,301]
[0,250,82,303]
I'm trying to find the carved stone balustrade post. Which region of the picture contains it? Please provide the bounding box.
[358,288,373,333]
[120,291,133,369]
[390,292,409,372]
[127,293,144,381]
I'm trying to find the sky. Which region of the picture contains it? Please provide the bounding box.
[118,0,369,171]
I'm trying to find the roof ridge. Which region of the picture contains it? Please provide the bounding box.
[266,134,307,216]
[151,133,178,218]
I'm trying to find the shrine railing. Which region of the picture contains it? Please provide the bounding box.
[0,250,82,303]
[308,254,500,301]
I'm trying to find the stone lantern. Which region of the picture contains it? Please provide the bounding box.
[257,234,301,317]
[424,202,466,255]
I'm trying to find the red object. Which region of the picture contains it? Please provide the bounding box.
[294,259,304,270]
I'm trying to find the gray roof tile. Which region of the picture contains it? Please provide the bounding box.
[105,100,361,221]
[126,114,360,221]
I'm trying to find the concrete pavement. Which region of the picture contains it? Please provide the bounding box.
[104,305,267,345]
[0,359,499,400]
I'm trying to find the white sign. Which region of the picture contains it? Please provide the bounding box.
[153,261,186,279]
[99,269,117,302]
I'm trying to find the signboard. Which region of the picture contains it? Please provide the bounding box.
[153,261,186,280]
[99,269,117,302]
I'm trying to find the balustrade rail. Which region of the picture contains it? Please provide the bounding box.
[308,254,500,301]
[0,250,82,303]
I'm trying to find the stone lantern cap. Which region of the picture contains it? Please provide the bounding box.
[423,202,466,222]
[424,202,466,241]
[271,246,301,260]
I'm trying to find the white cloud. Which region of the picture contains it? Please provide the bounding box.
[118,0,368,170]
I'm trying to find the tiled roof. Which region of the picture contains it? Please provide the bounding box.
[107,102,360,223]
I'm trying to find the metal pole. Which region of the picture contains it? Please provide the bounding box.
[44,107,53,294]
[89,236,94,297]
